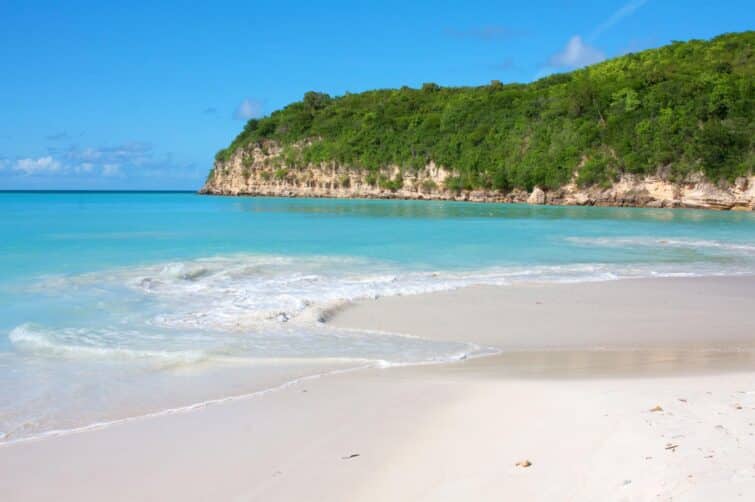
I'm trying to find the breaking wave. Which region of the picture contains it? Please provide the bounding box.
[4,243,754,444]
[565,236,755,256]
[29,252,755,336]
[9,324,211,367]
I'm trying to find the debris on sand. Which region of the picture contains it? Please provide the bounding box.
[515,460,533,468]
[650,405,664,412]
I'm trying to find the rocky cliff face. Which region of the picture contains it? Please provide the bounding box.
[200,142,755,211]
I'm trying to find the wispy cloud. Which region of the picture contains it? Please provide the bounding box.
[102,164,122,176]
[1,142,192,180]
[233,98,263,120]
[547,35,605,68]
[6,156,63,174]
[1,141,200,189]
[54,142,154,167]
[75,162,94,173]
[540,0,649,75]
[444,25,524,41]
[590,0,649,42]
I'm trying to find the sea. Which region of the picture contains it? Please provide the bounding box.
[1,191,754,443]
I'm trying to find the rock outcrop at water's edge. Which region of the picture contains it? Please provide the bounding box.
[200,142,755,211]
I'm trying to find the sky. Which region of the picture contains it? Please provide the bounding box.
[0,0,752,190]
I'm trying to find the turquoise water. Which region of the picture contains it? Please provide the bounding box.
[1,192,754,442]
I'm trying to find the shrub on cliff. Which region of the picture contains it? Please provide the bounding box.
[215,32,754,190]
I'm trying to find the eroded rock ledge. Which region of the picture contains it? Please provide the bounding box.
[200,143,754,211]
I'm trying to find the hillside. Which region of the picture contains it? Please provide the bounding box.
[202,32,754,209]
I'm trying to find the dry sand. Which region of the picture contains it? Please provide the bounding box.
[1,276,754,501]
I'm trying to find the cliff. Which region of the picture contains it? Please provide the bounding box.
[200,142,754,210]
[203,32,753,209]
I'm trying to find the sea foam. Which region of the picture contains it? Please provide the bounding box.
[3,238,755,443]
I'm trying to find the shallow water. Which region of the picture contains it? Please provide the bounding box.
[1,192,754,442]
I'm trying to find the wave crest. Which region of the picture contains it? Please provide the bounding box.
[9,324,209,367]
[566,236,755,255]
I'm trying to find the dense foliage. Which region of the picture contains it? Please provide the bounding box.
[216,32,754,191]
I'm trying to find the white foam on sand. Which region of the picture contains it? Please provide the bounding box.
[3,244,754,443]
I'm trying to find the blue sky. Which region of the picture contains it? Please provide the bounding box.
[0,0,752,190]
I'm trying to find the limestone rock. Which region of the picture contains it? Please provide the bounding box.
[200,141,754,211]
[527,187,546,205]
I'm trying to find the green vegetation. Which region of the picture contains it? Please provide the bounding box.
[216,32,754,190]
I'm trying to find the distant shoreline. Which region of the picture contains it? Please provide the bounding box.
[198,188,755,212]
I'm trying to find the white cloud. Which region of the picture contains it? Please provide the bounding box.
[102,164,121,176]
[537,0,648,79]
[59,143,152,166]
[233,98,262,120]
[590,0,649,41]
[2,142,194,184]
[3,144,150,177]
[13,156,62,174]
[75,162,94,173]
[547,36,605,69]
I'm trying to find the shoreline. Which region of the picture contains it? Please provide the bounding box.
[5,275,752,446]
[331,276,755,351]
[0,363,373,448]
[198,189,755,211]
[2,275,754,500]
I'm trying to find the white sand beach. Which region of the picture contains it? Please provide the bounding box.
[1,276,754,501]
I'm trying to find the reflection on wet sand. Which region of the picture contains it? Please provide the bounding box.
[447,347,755,379]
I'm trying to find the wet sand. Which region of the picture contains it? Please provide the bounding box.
[1,276,754,501]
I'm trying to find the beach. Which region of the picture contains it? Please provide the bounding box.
[2,276,753,501]
[2,5,753,501]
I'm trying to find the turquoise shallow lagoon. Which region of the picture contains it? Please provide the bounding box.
[1,192,754,442]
